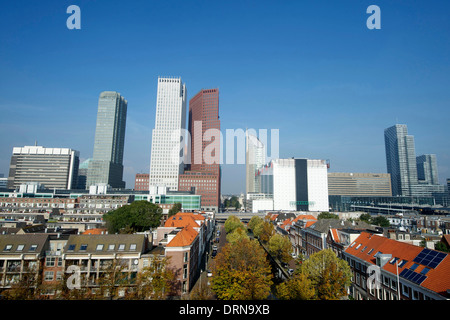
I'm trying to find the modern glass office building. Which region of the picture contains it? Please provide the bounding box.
[328,172,392,197]
[7,146,79,190]
[149,77,187,191]
[87,91,127,189]
[416,154,438,185]
[384,124,418,196]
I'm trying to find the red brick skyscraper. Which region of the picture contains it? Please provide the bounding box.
[178,89,221,212]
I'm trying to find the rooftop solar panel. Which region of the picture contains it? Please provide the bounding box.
[413,248,447,269]
[399,268,427,285]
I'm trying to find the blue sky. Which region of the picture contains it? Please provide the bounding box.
[1,0,449,194]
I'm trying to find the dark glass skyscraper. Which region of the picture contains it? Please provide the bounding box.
[87,91,127,189]
[178,88,221,212]
[384,124,418,196]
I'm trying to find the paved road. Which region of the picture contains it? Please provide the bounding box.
[190,222,226,296]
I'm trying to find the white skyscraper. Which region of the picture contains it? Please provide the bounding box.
[149,77,187,191]
[246,132,266,194]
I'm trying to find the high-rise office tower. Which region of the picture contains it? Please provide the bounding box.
[149,77,187,191]
[87,91,127,189]
[245,133,266,195]
[254,158,329,212]
[384,124,418,196]
[416,154,438,185]
[7,145,79,190]
[178,88,221,211]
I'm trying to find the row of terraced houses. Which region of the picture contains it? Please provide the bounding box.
[269,212,450,300]
[0,211,214,298]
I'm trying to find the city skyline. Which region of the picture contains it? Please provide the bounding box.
[1,1,449,194]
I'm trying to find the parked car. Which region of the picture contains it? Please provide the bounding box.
[207,270,213,277]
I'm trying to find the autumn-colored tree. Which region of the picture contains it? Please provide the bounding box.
[276,272,315,300]
[130,256,177,300]
[226,227,249,244]
[300,249,352,300]
[211,238,273,300]
[268,233,292,264]
[248,216,263,232]
[224,215,245,234]
[258,221,275,243]
[91,259,131,300]
[1,273,41,300]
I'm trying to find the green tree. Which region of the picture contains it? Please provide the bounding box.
[359,213,372,224]
[435,241,450,253]
[268,234,292,264]
[224,215,245,234]
[371,216,390,227]
[211,238,273,300]
[103,201,162,234]
[317,212,339,220]
[248,216,263,232]
[299,249,352,300]
[168,203,182,218]
[224,196,241,209]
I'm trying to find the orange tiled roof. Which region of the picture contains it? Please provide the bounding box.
[164,212,200,229]
[330,228,340,243]
[82,228,108,235]
[178,212,205,220]
[345,232,450,298]
[294,214,317,222]
[166,225,198,247]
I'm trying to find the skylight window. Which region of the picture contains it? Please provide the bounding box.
[398,260,408,268]
[389,257,399,265]
[410,263,419,271]
[421,267,430,275]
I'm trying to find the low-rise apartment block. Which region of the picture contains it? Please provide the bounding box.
[344,232,450,300]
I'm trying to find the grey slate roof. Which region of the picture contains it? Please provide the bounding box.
[307,219,376,234]
[0,234,49,255]
[64,234,147,254]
